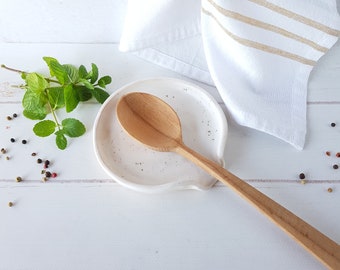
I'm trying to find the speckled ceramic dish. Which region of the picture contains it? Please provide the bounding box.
[93,77,228,193]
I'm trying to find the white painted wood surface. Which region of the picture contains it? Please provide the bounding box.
[0,1,340,269]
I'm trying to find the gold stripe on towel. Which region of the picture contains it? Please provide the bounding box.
[249,0,340,36]
[207,0,327,52]
[202,8,316,66]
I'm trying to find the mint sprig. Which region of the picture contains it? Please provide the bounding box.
[1,57,111,150]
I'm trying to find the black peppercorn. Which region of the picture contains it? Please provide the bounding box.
[37,158,42,164]
[299,173,305,180]
[331,122,336,127]
[333,164,338,169]
[10,138,15,143]
[22,139,27,144]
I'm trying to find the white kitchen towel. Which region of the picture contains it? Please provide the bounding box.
[119,0,340,149]
[201,0,340,149]
[119,0,213,85]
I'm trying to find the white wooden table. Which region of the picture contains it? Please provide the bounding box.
[0,1,339,269]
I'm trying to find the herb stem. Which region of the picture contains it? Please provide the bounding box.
[46,78,60,84]
[2,64,61,85]
[1,64,26,74]
[45,90,61,131]
[50,104,62,131]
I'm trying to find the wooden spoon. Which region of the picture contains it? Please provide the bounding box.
[116,92,339,269]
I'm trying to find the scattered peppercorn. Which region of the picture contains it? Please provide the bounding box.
[299,173,305,180]
[331,122,336,127]
[16,176,22,182]
[37,158,42,164]
[1,148,6,154]
[326,151,331,156]
[6,116,12,120]
[327,187,333,193]
[43,160,50,169]
[5,156,10,160]
[22,139,27,144]
[10,138,15,143]
[13,113,17,118]
[41,170,46,174]
[300,180,306,185]
[42,177,47,182]
[336,152,340,158]
[45,171,51,178]
[51,172,57,178]
[8,201,13,207]
[333,164,339,169]
[31,152,37,156]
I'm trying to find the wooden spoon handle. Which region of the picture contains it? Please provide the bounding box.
[175,143,340,269]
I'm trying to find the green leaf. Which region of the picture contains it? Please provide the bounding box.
[43,56,68,84]
[21,72,27,80]
[33,120,56,137]
[78,65,88,79]
[25,73,49,93]
[90,63,98,83]
[23,109,47,120]
[62,118,86,137]
[64,84,79,113]
[47,87,65,109]
[79,78,94,90]
[74,85,92,101]
[63,64,79,83]
[55,132,67,150]
[97,76,112,88]
[22,89,47,120]
[92,87,110,104]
